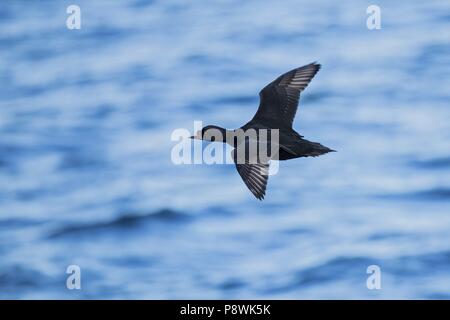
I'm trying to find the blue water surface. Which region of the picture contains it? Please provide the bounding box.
[0,0,449,299]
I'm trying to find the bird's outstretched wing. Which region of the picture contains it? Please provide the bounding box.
[252,62,321,128]
[231,146,269,200]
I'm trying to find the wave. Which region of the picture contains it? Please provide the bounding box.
[378,188,450,201]
[48,208,190,239]
[261,250,450,295]
[0,264,47,293]
[411,157,450,169]
[261,256,375,294]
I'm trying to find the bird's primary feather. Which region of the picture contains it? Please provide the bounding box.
[232,147,269,200]
[252,62,321,128]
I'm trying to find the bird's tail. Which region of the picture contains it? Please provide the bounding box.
[302,140,336,157]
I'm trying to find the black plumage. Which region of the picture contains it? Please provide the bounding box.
[191,62,335,200]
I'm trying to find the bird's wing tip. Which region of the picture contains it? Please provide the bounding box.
[308,61,321,70]
[252,190,265,200]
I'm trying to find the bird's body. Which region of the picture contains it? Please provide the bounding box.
[191,62,335,200]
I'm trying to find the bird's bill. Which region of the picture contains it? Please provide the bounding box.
[189,130,202,140]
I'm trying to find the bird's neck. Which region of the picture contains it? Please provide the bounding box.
[205,127,247,147]
[219,128,236,145]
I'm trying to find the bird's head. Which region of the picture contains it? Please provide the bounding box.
[190,125,226,142]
